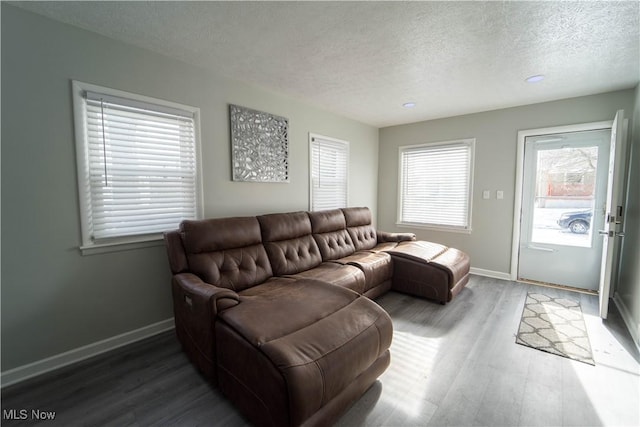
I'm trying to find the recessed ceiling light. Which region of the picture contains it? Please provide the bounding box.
[525,75,545,83]
[403,102,416,108]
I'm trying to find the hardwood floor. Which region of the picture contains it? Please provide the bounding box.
[2,275,639,426]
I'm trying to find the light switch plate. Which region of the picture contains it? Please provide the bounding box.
[483,190,490,199]
[497,190,504,200]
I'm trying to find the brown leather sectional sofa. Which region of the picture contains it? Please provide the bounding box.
[164,207,470,426]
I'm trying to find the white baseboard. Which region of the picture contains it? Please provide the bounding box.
[1,318,175,389]
[470,267,512,281]
[613,293,640,353]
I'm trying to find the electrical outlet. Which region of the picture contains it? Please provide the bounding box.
[483,190,490,199]
[497,190,504,200]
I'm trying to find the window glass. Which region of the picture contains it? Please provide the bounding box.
[398,139,474,231]
[72,81,201,251]
[310,134,349,211]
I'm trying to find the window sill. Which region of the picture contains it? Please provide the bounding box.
[80,236,164,256]
[396,222,472,235]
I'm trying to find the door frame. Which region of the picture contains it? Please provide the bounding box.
[510,120,613,281]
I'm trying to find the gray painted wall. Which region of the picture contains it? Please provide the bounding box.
[1,5,379,371]
[617,85,640,348]
[3,3,638,376]
[378,90,635,274]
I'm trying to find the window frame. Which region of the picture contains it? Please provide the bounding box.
[308,133,349,211]
[397,138,475,233]
[71,80,203,255]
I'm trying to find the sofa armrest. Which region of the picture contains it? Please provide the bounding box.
[377,231,416,243]
[173,273,239,316]
[171,273,239,382]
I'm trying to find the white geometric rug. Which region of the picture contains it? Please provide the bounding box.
[515,292,595,365]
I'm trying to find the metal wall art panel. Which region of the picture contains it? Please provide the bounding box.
[229,104,289,182]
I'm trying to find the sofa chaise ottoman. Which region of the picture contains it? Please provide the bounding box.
[387,240,470,304]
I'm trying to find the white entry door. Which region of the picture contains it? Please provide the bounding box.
[518,129,611,291]
[599,110,626,319]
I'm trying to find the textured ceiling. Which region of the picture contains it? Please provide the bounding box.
[12,1,640,127]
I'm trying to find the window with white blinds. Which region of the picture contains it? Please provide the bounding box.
[72,81,201,252]
[310,134,349,211]
[398,139,474,232]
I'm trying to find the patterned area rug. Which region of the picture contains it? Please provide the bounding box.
[515,292,594,365]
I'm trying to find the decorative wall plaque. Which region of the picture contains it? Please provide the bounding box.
[229,104,289,182]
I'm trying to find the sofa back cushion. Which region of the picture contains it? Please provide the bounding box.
[308,209,356,260]
[164,230,189,274]
[342,207,378,251]
[180,217,273,291]
[257,212,322,276]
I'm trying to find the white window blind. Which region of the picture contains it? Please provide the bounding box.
[398,139,474,231]
[73,81,201,250]
[310,134,349,211]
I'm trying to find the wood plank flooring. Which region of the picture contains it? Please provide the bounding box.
[2,275,639,426]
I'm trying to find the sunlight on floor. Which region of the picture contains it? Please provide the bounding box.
[575,310,640,426]
[378,330,441,420]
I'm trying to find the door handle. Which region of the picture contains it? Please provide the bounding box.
[598,230,625,237]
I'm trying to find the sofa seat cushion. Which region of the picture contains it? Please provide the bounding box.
[223,278,359,345]
[371,242,401,252]
[332,251,393,293]
[287,262,366,294]
[390,240,449,262]
[216,277,392,426]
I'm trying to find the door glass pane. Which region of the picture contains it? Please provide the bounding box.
[531,146,598,247]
